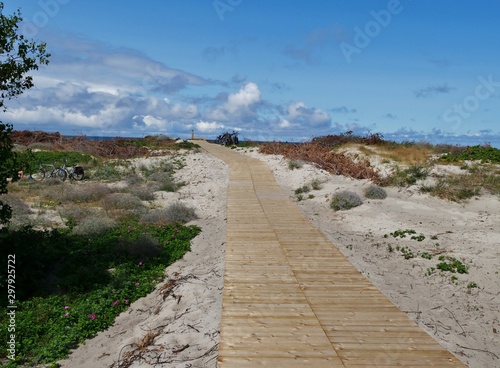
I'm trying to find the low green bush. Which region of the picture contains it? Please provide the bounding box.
[0,221,200,366]
[364,184,387,199]
[441,145,500,163]
[129,185,157,201]
[294,185,310,194]
[71,217,116,237]
[330,190,363,211]
[63,183,113,203]
[288,160,304,170]
[383,165,430,187]
[101,193,145,211]
[140,203,198,225]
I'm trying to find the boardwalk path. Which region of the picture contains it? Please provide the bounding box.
[197,141,466,368]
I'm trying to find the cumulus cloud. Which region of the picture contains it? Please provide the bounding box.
[195,121,226,133]
[414,84,456,98]
[205,82,262,121]
[286,102,331,128]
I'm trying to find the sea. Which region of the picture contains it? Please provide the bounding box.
[73,135,500,148]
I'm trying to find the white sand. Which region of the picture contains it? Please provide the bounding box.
[59,147,499,368]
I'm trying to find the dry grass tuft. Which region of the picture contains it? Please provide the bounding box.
[134,331,161,352]
[140,202,197,225]
[101,193,145,211]
[63,183,113,203]
[72,216,116,236]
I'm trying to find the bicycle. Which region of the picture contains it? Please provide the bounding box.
[61,159,85,181]
[29,161,67,181]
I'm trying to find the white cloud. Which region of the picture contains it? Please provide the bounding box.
[195,121,226,133]
[226,82,261,113]
[286,102,331,128]
[279,119,292,128]
[206,82,262,121]
[133,115,169,130]
[5,104,130,129]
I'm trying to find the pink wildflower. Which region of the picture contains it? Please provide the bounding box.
[64,312,69,317]
[89,314,97,320]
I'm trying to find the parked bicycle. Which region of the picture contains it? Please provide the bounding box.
[29,161,67,181]
[216,131,239,146]
[61,159,85,181]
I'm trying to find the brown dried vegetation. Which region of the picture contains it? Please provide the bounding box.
[260,142,381,182]
[11,130,179,159]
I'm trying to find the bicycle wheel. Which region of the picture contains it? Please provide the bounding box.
[54,168,67,181]
[73,167,84,181]
[30,168,45,181]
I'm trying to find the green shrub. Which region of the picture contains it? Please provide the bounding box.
[101,193,145,211]
[288,160,304,170]
[0,194,32,216]
[0,221,201,366]
[17,150,92,172]
[441,145,500,163]
[129,185,156,201]
[115,235,161,261]
[72,217,116,236]
[294,185,310,194]
[330,190,363,211]
[63,183,113,203]
[90,163,123,181]
[436,256,469,274]
[140,203,197,225]
[59,206,94,227]
[383,165,430,187]
[364,184,387,199]
[310,179,323,190]
[124,173,143,185]
[159,180,181,192]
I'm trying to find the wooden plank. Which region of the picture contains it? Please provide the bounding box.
[196,141,467,368]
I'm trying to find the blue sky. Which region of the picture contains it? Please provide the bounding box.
[3,0,500,146]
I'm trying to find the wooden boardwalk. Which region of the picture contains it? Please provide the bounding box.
[197,141,467,368]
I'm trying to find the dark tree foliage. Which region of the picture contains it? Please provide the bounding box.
[0,2,50,224]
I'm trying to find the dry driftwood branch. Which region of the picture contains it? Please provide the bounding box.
[443,306,467,337]
[172,344,190,354]
[456,344,499,359]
